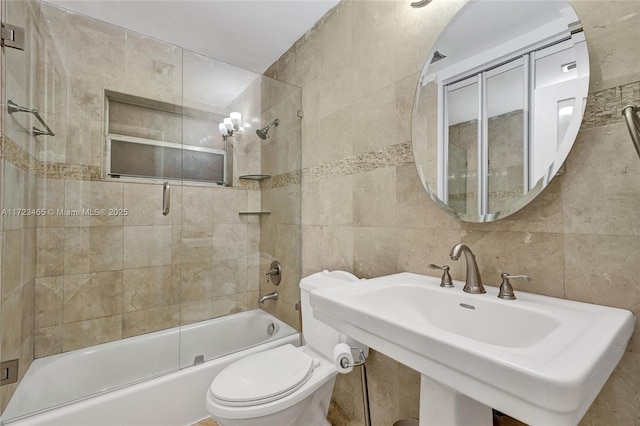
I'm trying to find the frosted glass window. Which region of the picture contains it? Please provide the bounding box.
[107,93,228,184]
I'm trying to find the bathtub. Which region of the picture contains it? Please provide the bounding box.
[1,309,299,426]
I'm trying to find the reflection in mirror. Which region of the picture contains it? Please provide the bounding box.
[412,0,589,222]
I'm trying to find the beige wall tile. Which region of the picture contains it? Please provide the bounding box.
[62,314,122,352]
[123,266,179,312]
[1,289,24,359]
[122,304,180,338]
[353,227,398,279]
[181,299,213,325]
[353,167,397,228]
[89,226,123,272]
[293,28,321,86]
[180,262,213,302]
[36,178,65,228]
[62,271,123,323]
[34,325,62,358]
[64,180,91,227]
[180,226,214,264]
[319,1,352,66]
[366,350,400,426]
[63,227,90,275]
[212,224,248,260]
[182,186,213,227]
[572,1,640,92]
[65,118,103,167]
[565,234,640,353]
[396,164,462,230]
[3,162,26,231]
[302,175,353,226]
[123,225,172,268]
[396,228,464,278]
[123,32,183,105]
[212,293,248,318]
[212,188,248,224]
[64,13,126,86]
[35,276,63,328]
[89,181,124,227]
[212,258,248,297]
[302,225,353,274]
[563,122,640,236]
[2,229,24,298]
[581,350,640,425]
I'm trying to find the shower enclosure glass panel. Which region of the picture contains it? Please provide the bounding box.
[0,1,185,420]
[1,0,49,417]
[1,0,302,421]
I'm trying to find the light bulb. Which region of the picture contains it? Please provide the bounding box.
[230,112,241,131]
[218,123,227,136]
[224,118,233,132]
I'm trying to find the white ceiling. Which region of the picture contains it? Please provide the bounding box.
[44,0,339,74]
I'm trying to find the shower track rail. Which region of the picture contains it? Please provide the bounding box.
[7,99,55,137]
[622,104,640,159]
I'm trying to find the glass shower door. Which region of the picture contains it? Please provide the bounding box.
[0,1,184,420]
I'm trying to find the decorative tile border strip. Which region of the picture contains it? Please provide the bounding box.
[1,136,101,180]
[38,162,101,181]
[236,179,261,191]
[2,80,637,187]
[582,81,640,130]
[261,142,414,190]
[1,136,39,175]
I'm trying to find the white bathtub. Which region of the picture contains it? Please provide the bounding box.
[1,309,299,426]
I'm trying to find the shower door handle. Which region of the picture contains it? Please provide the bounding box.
[162,182,170,216]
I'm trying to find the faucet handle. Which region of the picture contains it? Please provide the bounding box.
[498,273,531,300]
[428,264,454,288]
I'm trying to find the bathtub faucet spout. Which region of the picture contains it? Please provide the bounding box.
[259,291,278,305]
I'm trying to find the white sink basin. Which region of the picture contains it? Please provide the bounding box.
[310,272,635,425]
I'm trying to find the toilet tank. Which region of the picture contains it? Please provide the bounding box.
[299,270,363,359]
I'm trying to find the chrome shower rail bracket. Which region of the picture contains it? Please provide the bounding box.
[7,99,55,137]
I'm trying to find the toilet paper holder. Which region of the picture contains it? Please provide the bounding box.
[338,347,367,369]
[338,346,371,426]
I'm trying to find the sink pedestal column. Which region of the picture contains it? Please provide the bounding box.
[419,375,492,426]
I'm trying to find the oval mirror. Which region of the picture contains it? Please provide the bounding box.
[412,0,589,222]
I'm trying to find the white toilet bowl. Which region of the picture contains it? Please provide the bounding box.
[205,270,366,426]
[206,344,336,426]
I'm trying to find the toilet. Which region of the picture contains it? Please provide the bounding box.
[206,270,367,426]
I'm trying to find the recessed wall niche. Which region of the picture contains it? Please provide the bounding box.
[105,91,231,185]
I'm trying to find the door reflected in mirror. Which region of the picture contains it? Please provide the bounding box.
[412,0,589,222]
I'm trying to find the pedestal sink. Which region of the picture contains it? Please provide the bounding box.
[309,272,635,425]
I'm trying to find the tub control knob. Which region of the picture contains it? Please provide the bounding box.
[265,260,282,285]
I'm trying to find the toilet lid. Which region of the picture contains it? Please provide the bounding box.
[210,344,315,407]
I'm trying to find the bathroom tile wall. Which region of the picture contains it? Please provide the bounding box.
[258,78,303,329]
[264,0,640,424]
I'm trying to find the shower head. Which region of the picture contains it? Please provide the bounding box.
[256,119,279,140]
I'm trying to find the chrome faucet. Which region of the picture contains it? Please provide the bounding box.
[449,243,485,294]
[259,291,278,305]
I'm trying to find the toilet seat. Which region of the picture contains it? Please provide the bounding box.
[210,344,315,407]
